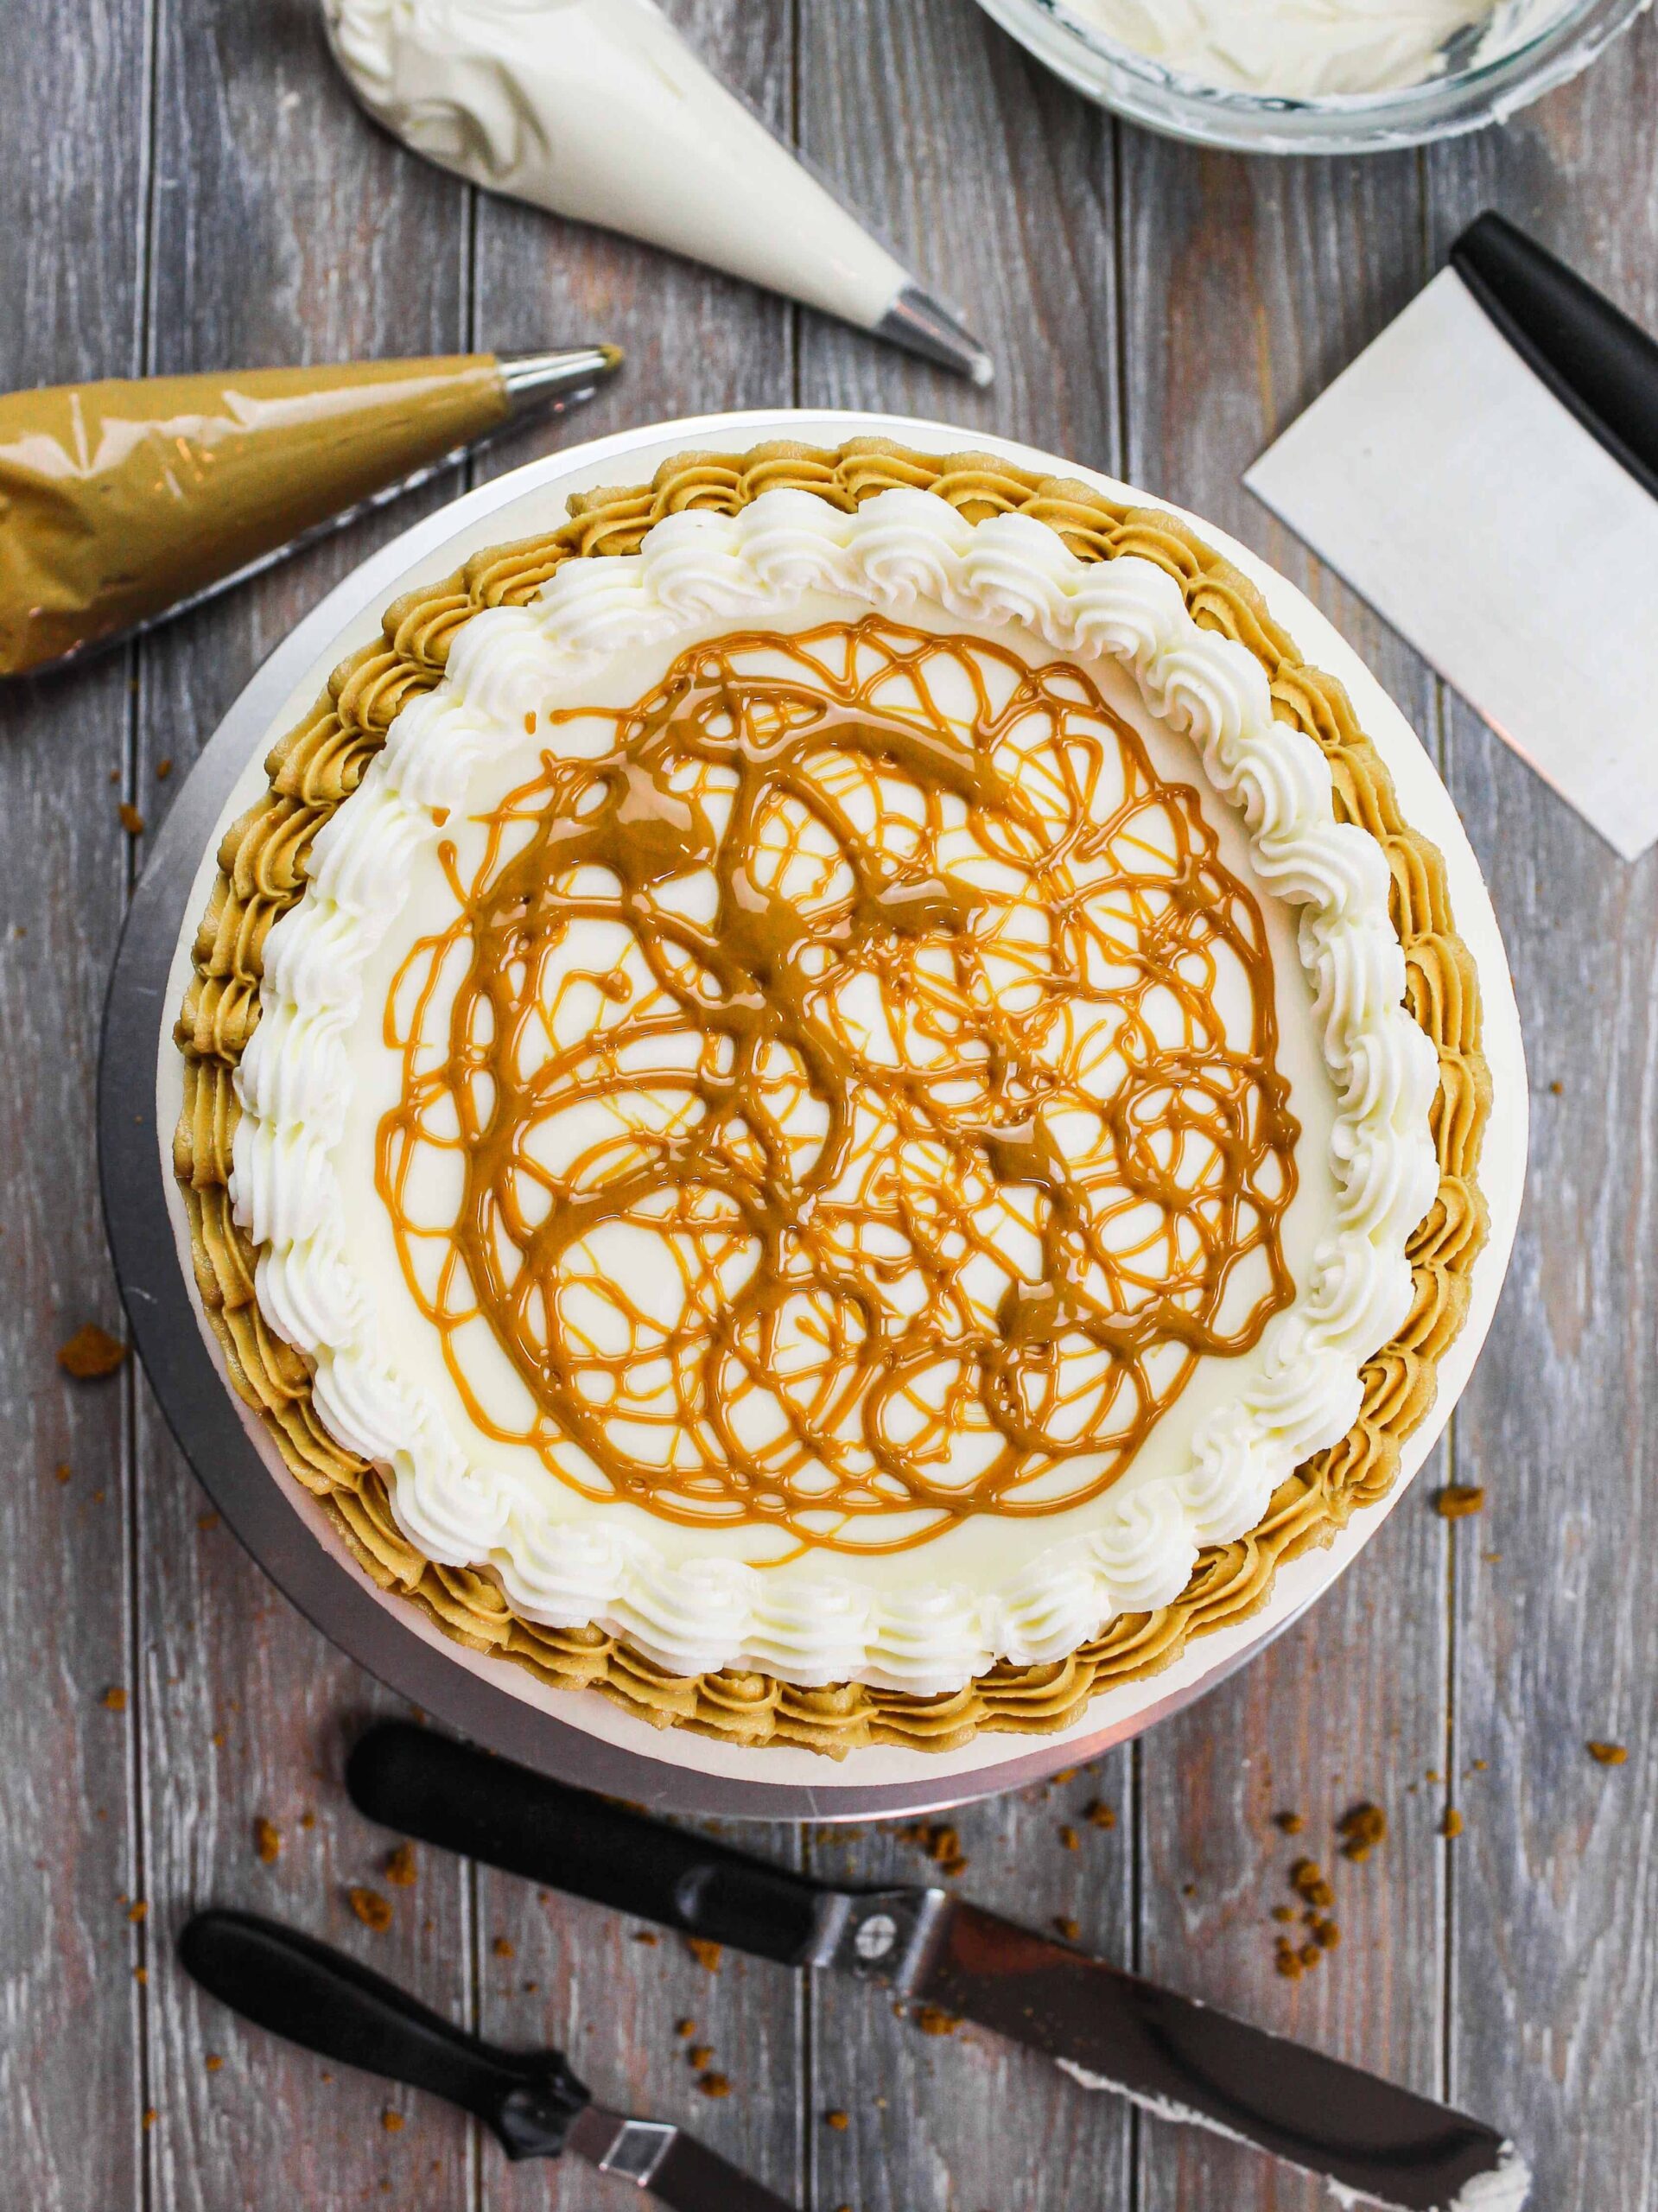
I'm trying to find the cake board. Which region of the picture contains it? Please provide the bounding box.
[99,408,1528,1821]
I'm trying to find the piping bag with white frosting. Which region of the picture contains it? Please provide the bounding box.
[322,0,993,385]
[0,346,617,677]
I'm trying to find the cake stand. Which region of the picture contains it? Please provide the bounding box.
[99,409,1528,1821]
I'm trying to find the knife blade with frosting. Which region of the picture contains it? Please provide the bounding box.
[348,1721,1530,2212]
[180,1907,797,2211]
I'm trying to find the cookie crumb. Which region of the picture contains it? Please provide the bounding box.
[127,1900,148,1923]
[1271,1904,1296,1924]
[1337,1803,1387,1862]
[903,1821,969,1878]
[687,1937,723,1973]
[254,1817,282,1865]
[384,1842,417,1888]
[156,758,173,780]
[1058,1824,1080,1852]
[196,1511,219,1533]
[1290,1859,1334,1909]
[381,2110,403,2133]
[825,2109,850,2131]
[913,2005,958,2037]
[205,2055,223,2073]
[1084,1800,1116,1830]
[1440,1808,1464,1839]
[632,1929,658,1945]
[348,1887,392,1933]
[58,1325,127,1379]
[119,803,145,837]
[1432,1484,1485,1520]
[54,1462,72,1484]
[1053,1916,1080,1942]
[688,2044,713,2069]
[1274,1809,1305,1835]
[492,1936,515,1959]
[1587,1741,1628,1766]
[101,1687,128,1713]
[697,2072,731,2099]
[676,2018,696,2039]
[142,2108,157,2131]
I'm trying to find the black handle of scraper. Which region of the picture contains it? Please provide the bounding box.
[1453,209,1658,502]
[348,1721,829,1967]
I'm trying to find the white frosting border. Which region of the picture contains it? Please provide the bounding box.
[229,487,1441,1695]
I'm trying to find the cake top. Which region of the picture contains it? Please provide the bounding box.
[226,484,1441,1694]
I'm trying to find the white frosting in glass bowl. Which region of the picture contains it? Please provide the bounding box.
[229,488,1440,1695]
[1049,0,1571,97]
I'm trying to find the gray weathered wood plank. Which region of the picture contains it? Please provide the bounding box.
[1115,134,1458,2209]
[1426,24,1658,2204]
[0,2,153,2206]
[130,2,479,2203]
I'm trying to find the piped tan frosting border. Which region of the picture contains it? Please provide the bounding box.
[173,439,1490,1756]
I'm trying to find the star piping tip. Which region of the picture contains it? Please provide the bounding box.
[878,283,996,385]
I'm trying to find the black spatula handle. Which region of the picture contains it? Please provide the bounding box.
[348,1721,828,1967]
[178,1909,588,2159]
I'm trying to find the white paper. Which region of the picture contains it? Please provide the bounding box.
[1247,267,1658,862]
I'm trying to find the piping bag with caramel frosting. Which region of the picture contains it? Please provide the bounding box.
[0,345,618,677]
[323,0,993,385]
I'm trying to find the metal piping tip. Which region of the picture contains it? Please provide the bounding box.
[499,344,625,415]
[875,286,995,386]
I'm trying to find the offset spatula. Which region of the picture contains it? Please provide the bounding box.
[348,1722,1529,2212]
[179,1909,795,2211]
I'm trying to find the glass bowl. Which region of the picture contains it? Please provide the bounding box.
[970,0,1651,151]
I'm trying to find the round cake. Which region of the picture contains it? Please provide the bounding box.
[173,438,1490,1754]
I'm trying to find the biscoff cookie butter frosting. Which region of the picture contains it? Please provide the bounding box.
[174,441,1489,1753]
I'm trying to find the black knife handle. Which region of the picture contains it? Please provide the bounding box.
[348,1721,828,1967]
[178,1910,589,2159]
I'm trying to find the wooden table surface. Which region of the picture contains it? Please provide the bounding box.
[5,2,1656,2205]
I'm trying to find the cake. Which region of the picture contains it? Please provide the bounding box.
[174,438,1489,1754]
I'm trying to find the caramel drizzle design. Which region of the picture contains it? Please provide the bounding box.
[378,618,1299,1553]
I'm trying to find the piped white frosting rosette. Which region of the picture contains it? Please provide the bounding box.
[230,487,1441,1695]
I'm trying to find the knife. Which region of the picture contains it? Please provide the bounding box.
[347,1722,1529,2212]
[179,1908,797,2211]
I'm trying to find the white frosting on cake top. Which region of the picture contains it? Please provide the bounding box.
[231,488,1440,1694]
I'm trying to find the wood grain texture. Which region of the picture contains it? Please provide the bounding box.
[468,7,808,2204]
[131,1,478,2204]
[1115,135,1461,2212]
[800,0,1122,457]
[1426,20,1658,2206]
[0,2,152,2207]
